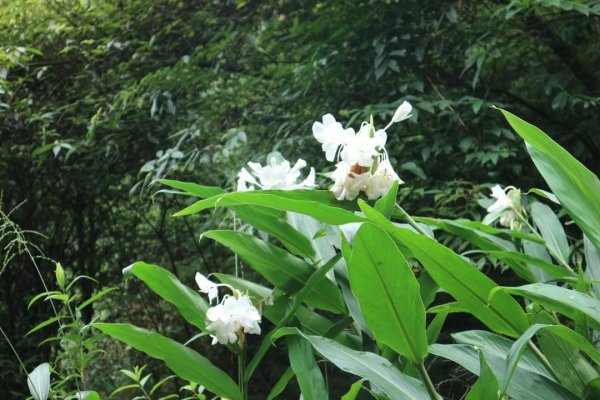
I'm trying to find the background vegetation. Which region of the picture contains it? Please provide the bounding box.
[1,0,599,398]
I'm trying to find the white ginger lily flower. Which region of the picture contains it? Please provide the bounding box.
[195,272,220,304]
[364,159,403,200]
[392,101,413,123]
[312,114,355,162]
[331,161,370,201]
[206,295,262,345]
[340,122,387,168]
[237,156,315,191]
[486,185,514,213]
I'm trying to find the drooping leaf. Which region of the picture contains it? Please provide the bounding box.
[123,262,209,331]
[94,323,241,400]
[465,351,499,400]
[499,109,600,252]
[204,230,345,313]
[288,335,329,400]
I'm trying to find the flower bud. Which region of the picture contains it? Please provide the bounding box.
[392,101,413,123]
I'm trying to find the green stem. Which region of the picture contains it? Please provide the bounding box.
[417,362,439,400]
[528,341,561,383]
[395,204,430,237]
[514,212,574,273]
[238,344,248,400]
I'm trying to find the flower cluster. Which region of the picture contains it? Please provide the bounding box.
[483,184,522,229]
[237,152,315,191]
[195,272,261,346]
[312,101,412,200]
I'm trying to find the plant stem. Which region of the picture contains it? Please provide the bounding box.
[514,212,574,273]
[417,362,439,400]
[238,344,247,400]
[395,204,431,237]
[528,341,561,383]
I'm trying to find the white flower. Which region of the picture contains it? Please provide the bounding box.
[364,159,403,200]
[206,295,262,345]
[237,156,315,191]
[331,161,370,201]
[340,123,387,168]
[195,272,219,303]
[486,185,514,213]
[392,101,413,123]
[312,114,355,162]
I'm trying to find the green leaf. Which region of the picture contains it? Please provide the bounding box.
[530,202,570,265]
[157,179,224,198]
[498,283,600,331]
[204,230,345,313]
[499,109,600,252]
[123,262,209,331]
[348,223,428,363]
[288,336,329,400]
[359,201,529,337]
[374,180,399,219]
[426,310,448,345]
[94,323,241,400]
[273,328,431,400]
[483,250,574,280]
[174,190,363,225]
[583,377,600,400]
[26,316,62,336]
[465,351,499,400]
[341,380,364,400]
[430,342,578,400]
[77,287,117,311]
[266,367,294,400]
[231,205,315,258]
[504,324,600,394]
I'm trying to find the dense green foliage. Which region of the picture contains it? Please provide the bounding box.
[1,0,600,398]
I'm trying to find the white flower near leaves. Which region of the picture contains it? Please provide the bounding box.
[483,184,521,229]
[195,272,219,304]
[206,295,261,345]
[237,155,315,191]
[364,159,403,200]
[195,273,262,346]
[486,185,513,213]
[313,101,412,201]
[340,123,387,168]
[312,114,354,161]
[331,161,370,201]
[392,101,413,123]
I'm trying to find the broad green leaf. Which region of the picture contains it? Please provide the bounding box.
[499,283,600,331]
[374,180,399,219]
[94,323,241,400]
[273,328,431,400]
[503,324,600,394]
[231,205,315,258]
[583,377,600,400]
[584,235,600,299]
[123,262,209,331]
[530,202,570,265]
[359,201,529,337]
[157,179,224,198]
[204,230,345,313]
[348,223,428,363]
[484,250,574,280]
[288,336,329,400]
[430,343,577,400]
[174,190,364,225]
[465,351,499,400]
[453,330,551,378]
[499,109,600,252]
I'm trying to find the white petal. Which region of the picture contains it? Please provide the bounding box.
[392,101,413,122]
